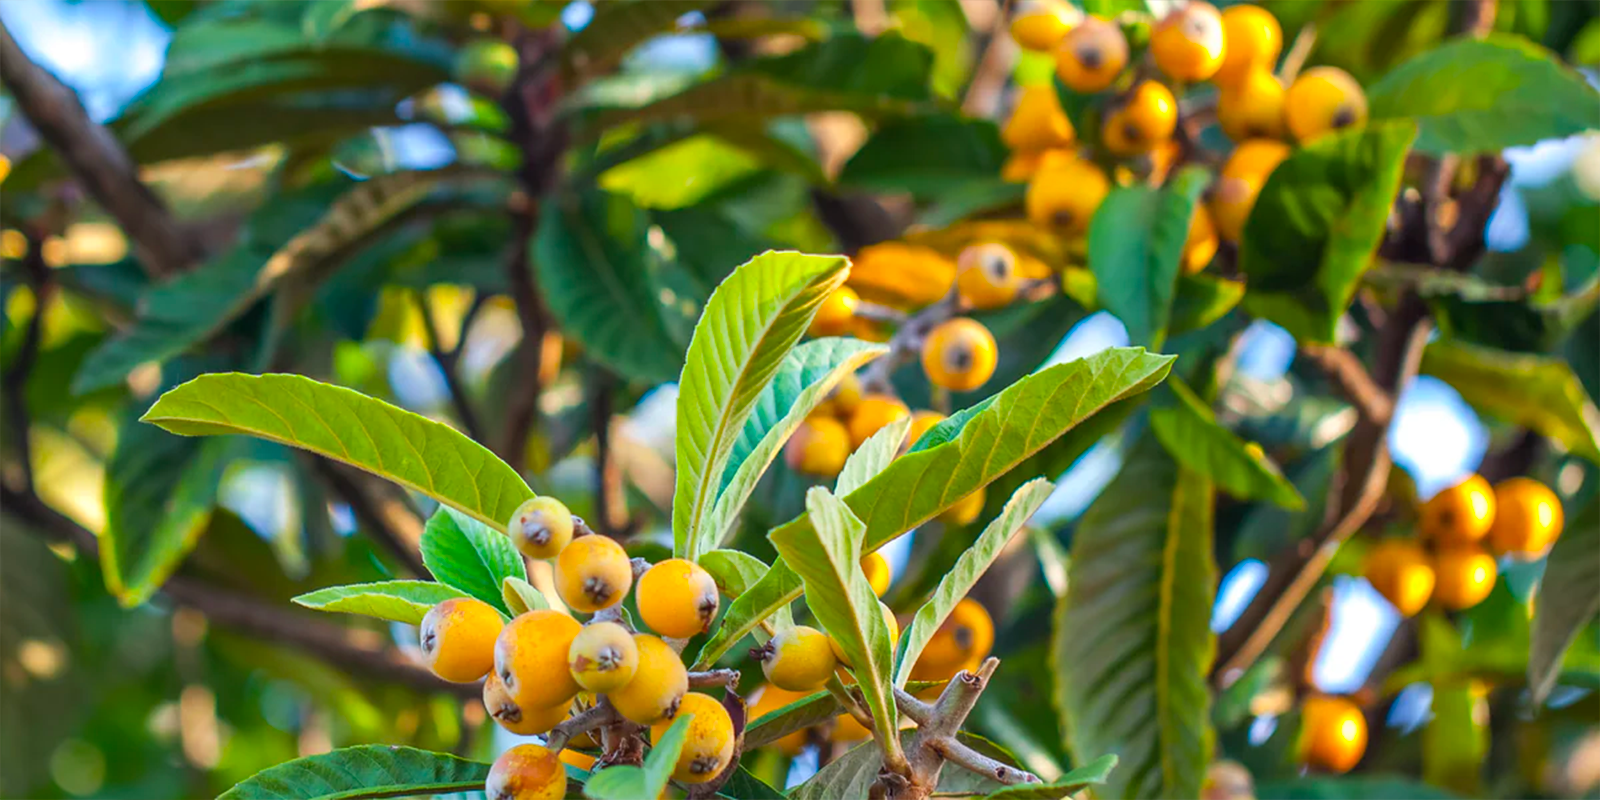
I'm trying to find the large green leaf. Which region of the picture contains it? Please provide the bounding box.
[534,189,692,384]
[564,0,714,78]
[292,580,468,625]
[217,745,489,800]
[708,338,887,548]
[982,754,1119,800]
[771,489,902,762]
[1420,340,1600,463]
[1088,167,1209,349]
[698,549,794,635]
[141,373,534,530]
[674,251,851,560]
[1368,34,1600,155]
[694,347,1174,668]
[1530,500,1600,702]
[583,714,691,800]
[1150,377,1303,509]
[894,479,1052,686]
[838,113,1007,197]
[1055,438,1216,800]
[835,416,910,497]
[420,508,527,618]
[1239,122,1417,343]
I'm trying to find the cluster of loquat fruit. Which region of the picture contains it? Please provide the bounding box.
[1364,474,1565,618]
[1003,0,1369,269]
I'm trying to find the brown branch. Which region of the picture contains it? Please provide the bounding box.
[0,20,199,277]
[1297,343,1394,426]
[959,0,1018,119]
[415,290,485,442]
[2,233,49,487]
[499,200,548,472]
[688,669,741,688]
[590,368,630,537]
[309,457,427,577]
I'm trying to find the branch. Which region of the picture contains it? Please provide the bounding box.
[688,669,740,688]
[589,368,630,537]
[0,20,199,277]
[1297,343,1393,426]
[927,737,1038,787]
[2,233,49,487]
[958,0,1018,119]
[545,701,616,752]
[308,457,427,576]
[498,196,548,472]
[415,290,485,442]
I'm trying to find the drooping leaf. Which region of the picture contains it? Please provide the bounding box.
[502,576,551,616]
[981,754,1119,800]
[1239,122,1416,343]
[743,689,837,750]
[771,489,902,763]
[141,373,534,530]
[420,508,527,617]
[1530,500,1600,702]
[583,714,692,800]
[838,113,1008,197]
[673,251,851,560]
[717,766,788,800]
[708,338,888,548]
[217,745,490,800]
[695,347,1174,668]
[1088,167,1210,349]
[894,479,1053,686]
[1150,377,1304,509]
[835,416,910,496]
[1055,438,1216,800]
[1420,340,1600,463]
[292,581,468,625]
[1368,34,1600,155]
[698,549,794,635]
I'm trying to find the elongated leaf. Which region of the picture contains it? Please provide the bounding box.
[674,251,851,559]
[835,416,910,496]
[1088,168,1209,349]
[564,0,714,78]
[141,373,534,530]
[1421,340,1600,463]
[1531,500,1600,702]
[217,745,489,800]
[583,714,691,800]
[772,489,902,762]
[1150,378,1303,509]
[743,689,837,749]
[1055,438,1216,800]
[838,113,1007,197]
[502,576,550,615]
[718,766,788,800]
[982,754,1119,800]
[292,581,468,625]
[895,479,1053,686]
[1240,122,1416,343]
[698,549,794,634]
[420,508,526,617]
[695,347,1174,668]
[534,189,691,384]
[1368,34,1600,155]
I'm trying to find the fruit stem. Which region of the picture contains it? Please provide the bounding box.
[687,669,740,688]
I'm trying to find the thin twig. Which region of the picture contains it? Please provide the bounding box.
[309,457,427,577]
[415,290,485,442]
[959,0,1019,119]
[688,669,741,688]
[499,197,547,471]
[1297,343,1394,426]
[545,702,616,752]
[589,368,629,537]
[1276,22,1318,83]
[2,233,49,487]
[928,737,1039,786]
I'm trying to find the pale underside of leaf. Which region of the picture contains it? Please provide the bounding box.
[292,581,469,625]
[835,415,909,496]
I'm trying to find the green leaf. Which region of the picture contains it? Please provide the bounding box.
[1055,438,1216,800]
[743,689,838,750]
[1088,167,1210,349]
[1420,340,1600,463]
[673,251,851,560]
[1150,377,1303,509]
[708,338,888,548]
[292,581,468,625]
[583,714,692,800]
[694,347,1174,668]
[1168,275,1245,339]
[788,734,1010,800]
[717,766,788,800]
[502,576,551,616]
[894,479,1054,686]
[141,372,534,530]
[1257,777,1460,800]
[1530,500,1600,703]
[564,0,714,78]
[217,745,490,800]
[1239,122,1417,343]
[420,508,527,618]
[102,406,231,607]
[771,489,903,763]
[599,134,765,211]
[698,549,794,634]
[835,416,910,496]
[0,525,82,798]
[982,754,1119,800]
[838,113,1007,197]
[1368,34,1600,155]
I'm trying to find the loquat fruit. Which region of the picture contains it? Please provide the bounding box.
[956,242,1023,310]
[830,601,899,667]
[1217,68,1286,142]
[1296,695,1366,774]
[817,370,863,418]
[848,394,911,449]
[921,318,999,392]
[559,749,596,772]
[1183,205,1219,275]
[1055,16,1128,93]
[907,410,947,450]
[484,671,570,735]
[1150,1,1226,83]
[495,609,583,709]
[747,683,813,754]
[808,286,859,338]
[508,496,574,561]
[916,598,994,675]
[1010,0,1077,53]
[1209,138,1290,241]
[1002,85,1075,152]
[1025,157,1111,234]
[1487,477,1564,559]
[1432,545,1498,611]
[650,692,736,784]
[1215,4,1282,87]
[1284,66,1368,143]
[1001,147,1076,183]
[1419,474,1496,546]
[637,558,721,639]
[862,551,892,597]
[757,625,839,692]
[486,743,567,800]
[785,415,852,478]
[1361,539,1435,617]
[609,634,688,724]
[419,597,503,683]
[1103,80,1179,156]
[567,621,639,693]
[941,486,987,526]
[555,534,634,613]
